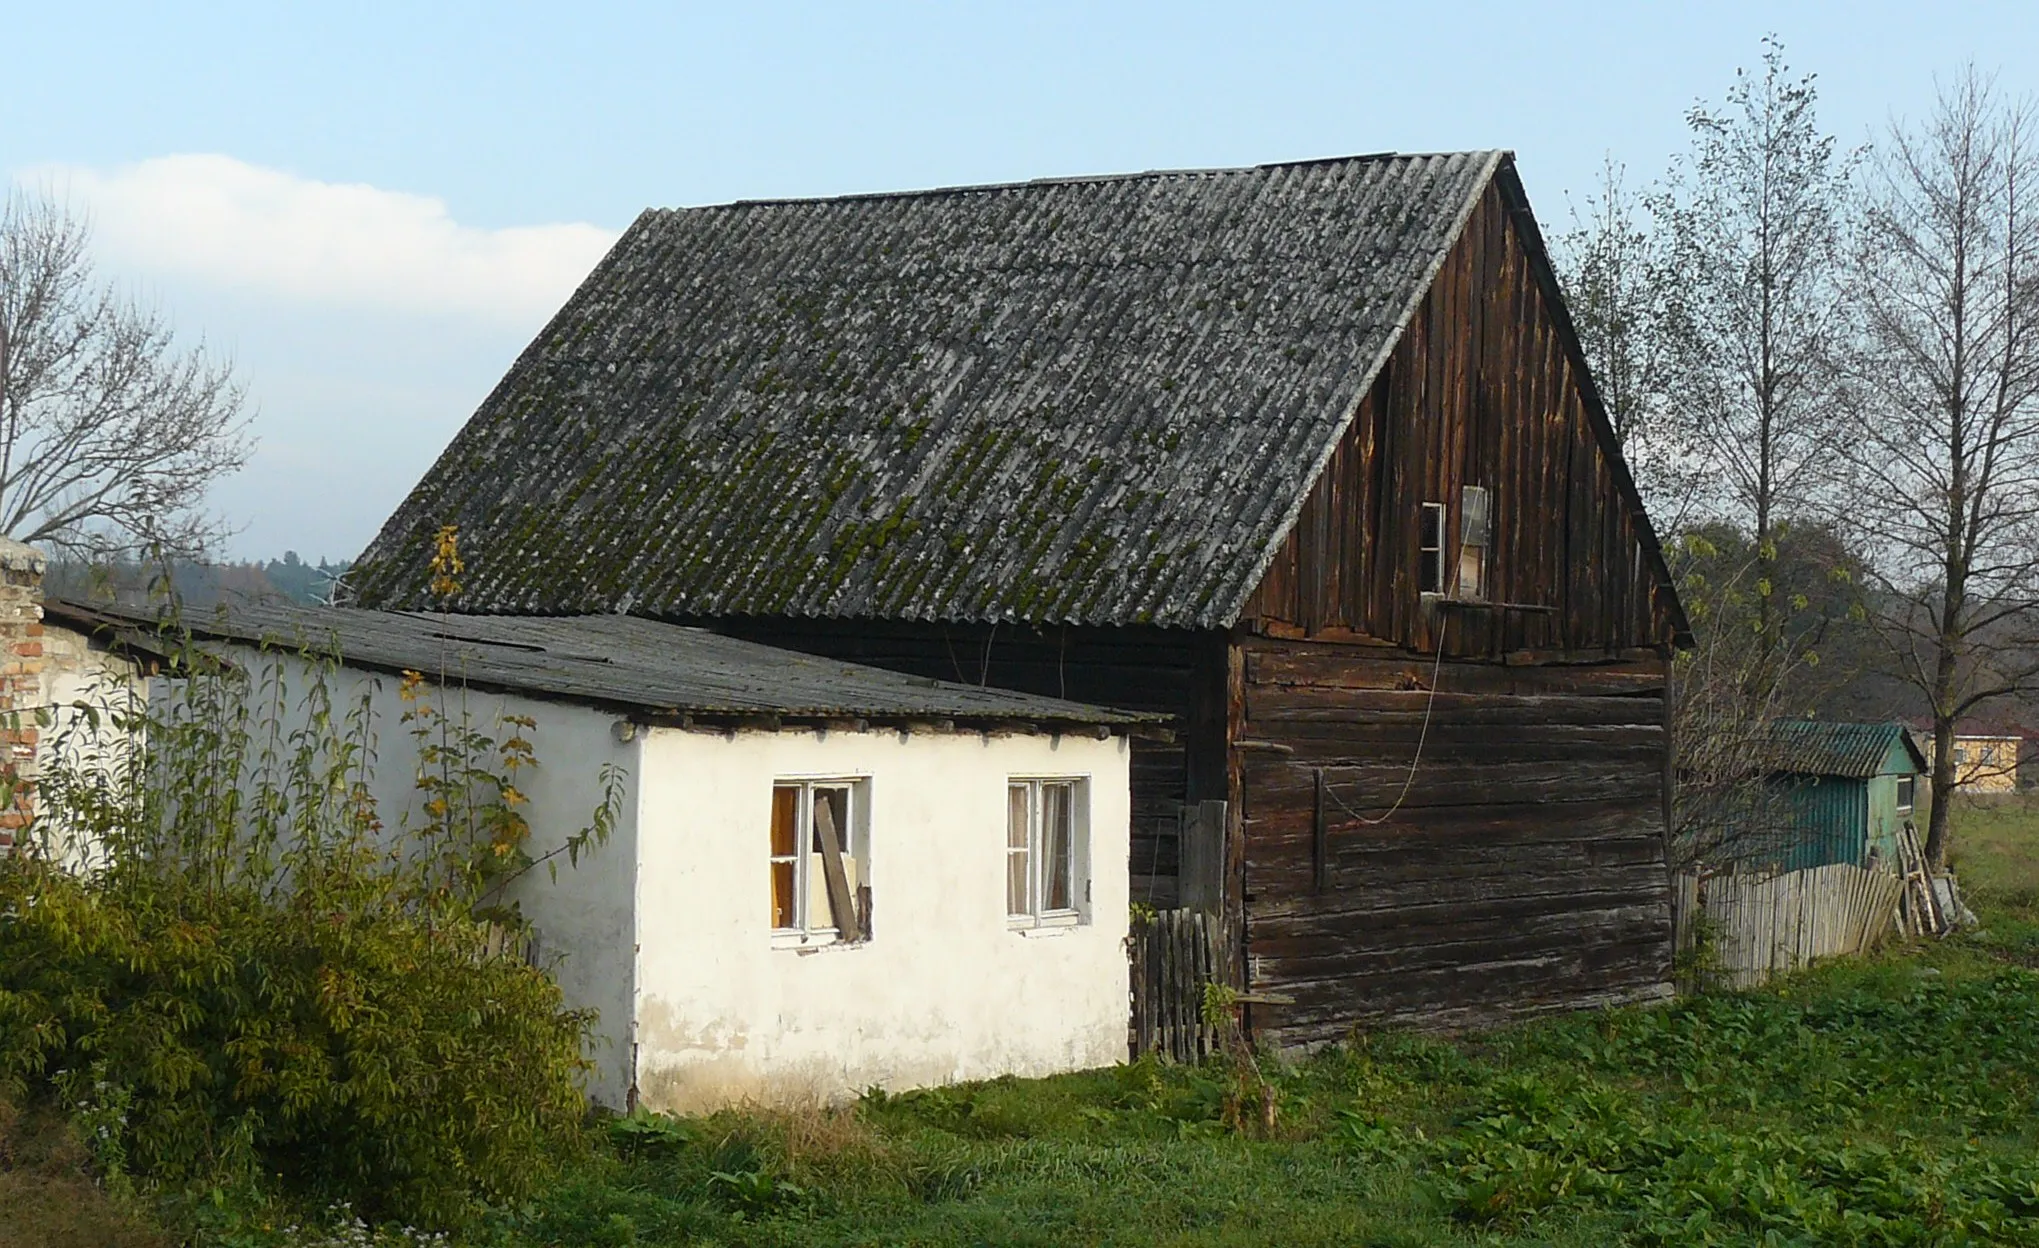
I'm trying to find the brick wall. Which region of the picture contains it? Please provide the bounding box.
[0,538,46,850]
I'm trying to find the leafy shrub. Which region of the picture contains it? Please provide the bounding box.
[0,602,614,1229]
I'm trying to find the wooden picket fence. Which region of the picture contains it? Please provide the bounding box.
[1129,907,1221,1062]
[1674,862,1904,989]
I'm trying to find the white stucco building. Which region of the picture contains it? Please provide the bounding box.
[38,597,1147,1111]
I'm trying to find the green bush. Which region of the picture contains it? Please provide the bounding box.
[0,601,613,1230]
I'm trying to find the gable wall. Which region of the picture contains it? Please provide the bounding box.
[1242,179,1677,656]
[1228,180,1678,1045]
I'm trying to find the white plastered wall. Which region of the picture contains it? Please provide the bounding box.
[632,725,1131,1113]
[34,623,150,871]
[251,657,645,1108]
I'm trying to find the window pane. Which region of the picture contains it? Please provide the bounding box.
[1008,783,1032,916]
[1043,784,1074,911]
[1007,848,1030,916]
[771,785,799,857]
[771,861,796,929]
[1008,785,1029,850]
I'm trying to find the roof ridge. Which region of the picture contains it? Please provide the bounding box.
[652,150,1505,214]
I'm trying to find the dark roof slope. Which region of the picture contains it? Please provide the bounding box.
[347,152,1508,627]
[45,598,1152,729]
[1761,721,1927,780]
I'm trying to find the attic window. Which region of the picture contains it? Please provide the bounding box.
[1896,775,1916,813]
[770,780,870,945]
[1458,485,1492,600]
[1418,502,1448,594]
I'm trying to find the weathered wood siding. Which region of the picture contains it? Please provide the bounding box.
[1237,641,1674,1044]
[1232,180,1680,1043]
[693,618,1226,906]
[1242,179,1680,656]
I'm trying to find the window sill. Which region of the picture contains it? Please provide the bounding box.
[1009,912,1085,936]
[771,932,864,954]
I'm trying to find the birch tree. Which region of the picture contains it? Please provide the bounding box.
[0,191,251,558]
[1658,38,1854,639]
[1836,71,2039,868]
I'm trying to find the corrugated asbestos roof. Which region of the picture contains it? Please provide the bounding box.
[345,152,1508,627]
[44,598,1153,728]
[1761,721,1926,779]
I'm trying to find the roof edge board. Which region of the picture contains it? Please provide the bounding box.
[702,151,1495,213]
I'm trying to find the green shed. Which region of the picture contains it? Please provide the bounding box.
[1757,721,1927,872]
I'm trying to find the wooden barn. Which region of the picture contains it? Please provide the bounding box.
[348,151,1692,1045]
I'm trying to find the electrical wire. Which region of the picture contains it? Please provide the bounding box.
[1320,610,1448,826]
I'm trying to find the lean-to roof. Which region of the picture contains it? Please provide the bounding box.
[44,598,1153,730]
[346,152,1511,627]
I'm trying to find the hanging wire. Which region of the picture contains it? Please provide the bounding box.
[1319,610,1449,826]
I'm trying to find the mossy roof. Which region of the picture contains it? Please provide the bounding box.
[347,152,1506,628]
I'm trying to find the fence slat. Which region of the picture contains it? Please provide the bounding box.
[1130,907,1221,1061]
[1681,863,1903,990]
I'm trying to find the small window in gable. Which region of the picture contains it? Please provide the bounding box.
[1458,485,1492,600]
[1896,775,1916,813]
[770,779,870,945]
[1418,502,1447,595]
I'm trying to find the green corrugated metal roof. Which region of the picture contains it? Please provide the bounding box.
[1761,721,1926,779]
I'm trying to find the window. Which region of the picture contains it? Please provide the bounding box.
[1007,779,1087,925]
[1458,485,1492,600]
[770,779,869,943]
[1418,502,1448,594]
[1896,775,1916,813]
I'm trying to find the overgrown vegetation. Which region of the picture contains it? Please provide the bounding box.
[0,561,614,1237]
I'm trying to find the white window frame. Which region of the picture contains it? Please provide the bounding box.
[1895,775,1916,813]
[769,777,870,947]
[1007,777,1089,929]
[1418,501,1448,595]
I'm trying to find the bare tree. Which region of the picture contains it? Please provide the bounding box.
[1835,71,2039,868]
[1556,159,1705,529]
[0,191,251,558]
[1657,37,1855,630]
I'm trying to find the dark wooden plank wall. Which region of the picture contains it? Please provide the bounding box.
[693,617,1227,906]
[1231,180,1681,1044]
[1237,640,1675,1046]
[1242,181,1678,657]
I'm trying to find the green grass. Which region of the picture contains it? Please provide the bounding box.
[461,794,2039,1247]
[458,948,2039,1247]
[1946,793,2039,922]
[44,800,2039,1247]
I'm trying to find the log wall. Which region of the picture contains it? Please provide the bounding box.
[1235,638,1675,1045]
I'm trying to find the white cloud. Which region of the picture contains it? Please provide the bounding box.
[26,154,618,325]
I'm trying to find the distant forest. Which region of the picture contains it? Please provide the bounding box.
[45,551,353,610]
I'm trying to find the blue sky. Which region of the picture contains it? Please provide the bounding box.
[5,1,2034,560]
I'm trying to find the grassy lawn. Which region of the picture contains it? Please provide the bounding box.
[463,794,2039,1248]
[1945,793,2039,928]
[14,801,2038,1247]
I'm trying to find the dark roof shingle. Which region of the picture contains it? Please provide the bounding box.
[45,598,1154,728]
[346,152,1507,627]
